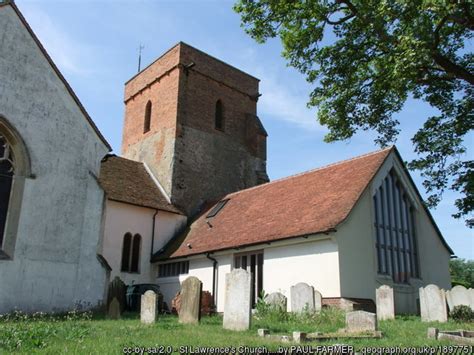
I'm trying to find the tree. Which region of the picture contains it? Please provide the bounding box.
[234,0,473,226]
[450,258,474,288]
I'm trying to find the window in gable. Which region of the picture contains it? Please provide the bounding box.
[215,100,224,131]
[144,101,152,133]
[373,169,420,283]
[206,199,229,218]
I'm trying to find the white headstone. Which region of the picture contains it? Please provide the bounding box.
[419,285,448,322]
[376,285,395,320]
[345,311,377,333]
[290,282,314,313]
[469,289,474,310]
[223,269,251,331]
[446,285,472,311]
[314,290,323,312]
[265,292,287,312]
[141,290,156,324]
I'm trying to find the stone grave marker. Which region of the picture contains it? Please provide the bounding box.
[345,311,377,333]
[179,276,202,324]
[265,292,287,312]
[314,290,323,312]
[376,285,395,321]
[141,290,156,324]
[223,269,251,331]
[108,297,121,320]
[290,282,314,313]
[446,285,471,311]
[419,284,448,322]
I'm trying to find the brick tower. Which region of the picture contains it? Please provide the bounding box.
[121,42,268,216]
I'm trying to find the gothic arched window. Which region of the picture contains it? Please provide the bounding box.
[120,233,132,272]
[0,133,14,248]
[215,100,224,131]
[144,101,152,133]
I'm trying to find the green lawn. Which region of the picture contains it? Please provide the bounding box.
[0,310,472,354]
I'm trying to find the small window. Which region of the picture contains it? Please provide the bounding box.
[215,100,224,131]
[158,260,189,278]
[144,101,152,133]
[0,134,14,248]
[206,199,229,218]
[120,233,141,273]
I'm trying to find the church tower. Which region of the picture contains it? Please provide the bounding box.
[121,42,268,216]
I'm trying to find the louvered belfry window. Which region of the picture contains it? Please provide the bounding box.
[373,169,420,283]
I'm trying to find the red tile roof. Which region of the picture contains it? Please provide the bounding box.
[164,148,393,258]
[100,155,183,215]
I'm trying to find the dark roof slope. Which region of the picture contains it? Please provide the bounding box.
[100,155,182,214]
[1,0,111,151]
[161,148,393,259]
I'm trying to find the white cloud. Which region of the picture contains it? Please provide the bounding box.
[18,3,95,76]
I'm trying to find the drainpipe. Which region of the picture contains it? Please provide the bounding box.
[206,253,218,308]
[150,210,159,261]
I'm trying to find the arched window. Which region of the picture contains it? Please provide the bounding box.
[0,134,14,248]
[0,116,30,260]
[120,233,132,272]
[215,100,224,131]
[120,232,141,273]
[143,101,152,133]
[130,234,141,273]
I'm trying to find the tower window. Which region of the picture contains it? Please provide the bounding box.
[215,100,224,131]
[144,101,152,133]
[120,233,142,273]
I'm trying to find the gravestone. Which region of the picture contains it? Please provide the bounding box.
[446,285,471,311]
[290,282,315,313]
[141,290,156,324]
[265,292,287,312]
[470,289,474,310]
[179,276,202,324]
[107,276,127,312]
[376,285,395,320]
[419,284,448,322]
[223,269,251,331]
[108,297,121,320]
[345,311,377,333]
[314,290,323,312]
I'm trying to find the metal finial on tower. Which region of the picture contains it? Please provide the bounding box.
[137,44,144,73]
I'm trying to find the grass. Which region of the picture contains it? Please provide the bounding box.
[0,309,473,354]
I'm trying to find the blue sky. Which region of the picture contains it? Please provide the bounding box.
[16,0,473,259]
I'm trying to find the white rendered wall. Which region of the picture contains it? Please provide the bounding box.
[0,5,109,313]
[102,200,186,286]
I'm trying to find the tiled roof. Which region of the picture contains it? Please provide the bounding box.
[99,155,182,214]
[162,148,393,259]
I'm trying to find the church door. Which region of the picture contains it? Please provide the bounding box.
[233,250,263,307]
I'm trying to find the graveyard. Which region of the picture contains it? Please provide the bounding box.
[1,271,473,353]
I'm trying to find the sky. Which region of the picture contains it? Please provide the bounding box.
[14,0,473,259]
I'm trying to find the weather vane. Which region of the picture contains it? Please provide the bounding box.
[138,44,145,73]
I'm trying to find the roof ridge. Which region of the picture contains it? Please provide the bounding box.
[225,146,394,199]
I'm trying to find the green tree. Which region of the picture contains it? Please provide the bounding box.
[234,0,473,226]
[450,258,474,288]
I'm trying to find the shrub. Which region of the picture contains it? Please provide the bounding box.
[450,305,474,322]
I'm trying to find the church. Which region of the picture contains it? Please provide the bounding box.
[0,0,453,315]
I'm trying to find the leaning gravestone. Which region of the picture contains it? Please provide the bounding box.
[108,297,121,320]
[314,290,323,312]
[290,282,315,313]
[345,311,377,333]
[446,285,471,311]
[419,284,448,322]
[223,269,251,331]
[376,285,395,320]
[179,276,202,324]
[141,290,156,324]
[265,292,287,312]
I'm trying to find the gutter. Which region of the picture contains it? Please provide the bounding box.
[206,253,218,308]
